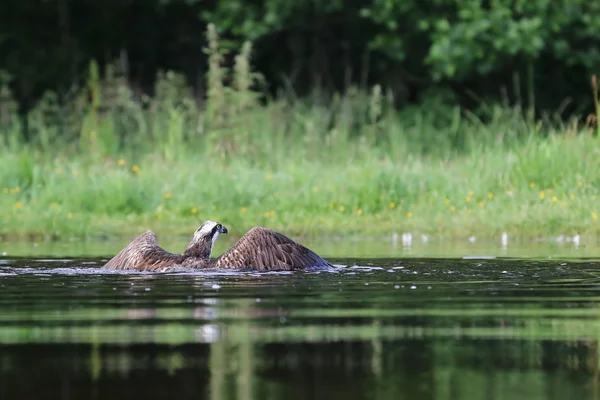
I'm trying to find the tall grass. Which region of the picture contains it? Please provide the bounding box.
[1,24,599,241]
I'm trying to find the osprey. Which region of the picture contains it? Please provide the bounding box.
[102,220,333,272]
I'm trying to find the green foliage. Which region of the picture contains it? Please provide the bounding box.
[202,0,600,89]
[3,0,600,118]
[1,129,600,241]
[200,0,347,41]
[422,0,600,81]
[1,26,599,241]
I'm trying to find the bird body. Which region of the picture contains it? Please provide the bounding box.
[102,221,332,272]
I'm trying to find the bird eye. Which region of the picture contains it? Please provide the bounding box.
[216,224,222,230]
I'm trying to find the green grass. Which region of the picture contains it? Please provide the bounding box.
[2,132,600,241]
[1,24,600,241]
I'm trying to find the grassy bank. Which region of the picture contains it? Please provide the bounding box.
[1,25,600,241]
[2,131,600,241]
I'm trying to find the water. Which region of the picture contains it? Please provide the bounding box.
[1,239,600,399]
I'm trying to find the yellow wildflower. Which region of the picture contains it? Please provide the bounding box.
[118,159,126,166]
[592,212,598,220]
[67,212,73,219]
[406,211,413,218]
[191,207,198,214]
[578,181,583,187]
[266,173,273,180]
[339,205,345,212]
[164,192,172,200]
[240,207,247,214]
[488,193,494,199]
[389,202,396,209]
[478,201,484,207]
[444,198,450,205]
[569,193,575,200]
[465,196,471,203]
[552,196,558,202]
[450,205,456,212]
[561,201,567,207]
[356,209,363,216]
[132,165,140,173]
[539,191,545,200]
[468,190,474,196]
[312,186,319,193]
[14,201,22,209]
[529,182,535,188]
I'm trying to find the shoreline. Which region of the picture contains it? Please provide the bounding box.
[0,216,594,243]
[0,228,595,261]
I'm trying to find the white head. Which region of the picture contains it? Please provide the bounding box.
[187,220,228,258]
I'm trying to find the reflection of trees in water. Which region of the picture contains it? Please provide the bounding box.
[2,292,600,400]
[0,335,599,399]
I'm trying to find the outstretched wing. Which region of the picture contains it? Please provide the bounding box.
[103,231,181,271]
[213,227,332,271]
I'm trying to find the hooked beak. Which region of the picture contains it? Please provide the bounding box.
[220,225,228,234]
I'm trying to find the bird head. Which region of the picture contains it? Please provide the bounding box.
[185,220,228,258]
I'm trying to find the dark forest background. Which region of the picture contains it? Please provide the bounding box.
[2,0,600,118]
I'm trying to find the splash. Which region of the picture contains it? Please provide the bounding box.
[0,258,346,277]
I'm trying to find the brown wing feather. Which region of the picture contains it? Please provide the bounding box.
[212,227,332,271]
[103,231,184,271]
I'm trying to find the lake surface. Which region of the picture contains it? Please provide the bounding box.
[1,238,600,399]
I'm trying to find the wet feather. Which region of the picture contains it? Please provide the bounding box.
[103,224,332,272]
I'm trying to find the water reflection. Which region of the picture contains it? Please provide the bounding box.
[2,338,599,399]
[1,257,600,399]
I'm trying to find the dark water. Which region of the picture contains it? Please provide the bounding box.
[2,241,600,399]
